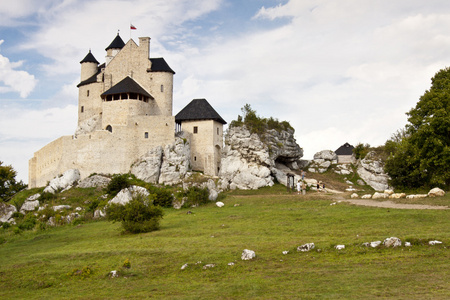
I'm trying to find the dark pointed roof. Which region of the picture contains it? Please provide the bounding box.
[175,98,227,124]
[80,50,99,64]
[335,142,354,155]
[149,58,175,74]
[105,33,125,51]
[101,76,153,98]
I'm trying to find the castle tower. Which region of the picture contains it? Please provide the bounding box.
[105,33,125,66]
[80,50,99,81]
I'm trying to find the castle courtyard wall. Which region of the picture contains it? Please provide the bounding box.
[29,115,175,188]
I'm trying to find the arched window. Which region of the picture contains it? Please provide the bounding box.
[106,125,112,133]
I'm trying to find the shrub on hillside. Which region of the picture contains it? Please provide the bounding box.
[148,187,174,208]
[183,186,209,207]
[106,194,164,233]
[105,174,130,197]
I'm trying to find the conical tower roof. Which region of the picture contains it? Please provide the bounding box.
[105,33,125,51]
[175,98,227,124]
[80,50,99,64]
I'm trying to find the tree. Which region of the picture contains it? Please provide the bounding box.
[384,67,450,189]
[0,161,27,202]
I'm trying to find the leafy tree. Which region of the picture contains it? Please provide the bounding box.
[0,161,27,202]
[353,143,371,160]
[385,67,450,189]
[105,174,130,197]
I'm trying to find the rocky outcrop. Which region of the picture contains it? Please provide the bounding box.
[74,115,101,136]
[131,133,190,185]
[44,169,81,194]
[308,150,337,173]
[158,134,191,185]
[356,151,390,191]
[0,202,17,223]
[109,186,150,206]
[78,175,111,188]
[219,126,303,190]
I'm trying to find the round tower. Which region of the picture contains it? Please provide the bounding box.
[105,33,125,66]
[80,50,99,81]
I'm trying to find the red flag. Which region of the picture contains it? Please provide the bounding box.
[130,24,137,30]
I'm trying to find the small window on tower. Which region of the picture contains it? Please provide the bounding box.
[81,106,84,113]
[194,156,197,161]
[217,127,219,135]
[193,126,198,134]
[144,132,149,139]
[161,84,164,92]
[87,90,89,97]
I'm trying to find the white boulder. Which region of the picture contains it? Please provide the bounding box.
[351,193,359,199]
[406,194,428,199]
[241,249,256,260]
[297,243,315,252]
[20,200,40,213]
[335,245,345,250]
[356,152,389,191]
[361,194,372,199]
[216,201,224,207]
[383,237,402,247]
[389,193,406,199]
[428,187,445,197]
[429,240,442,245]
[372,192,389,199]
[0,203,17,223]
[78,175,111,188]
[44,169,81,194]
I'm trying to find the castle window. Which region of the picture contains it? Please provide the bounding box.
[87,90,89,97]
[194,156,197,161]
[129,93,137,100]
[217,127,219,135]
[81,106,84,113]
[144,132,148,139]
[161,84,164,92]
[193,126,198,134]
[121,93,127,100]
[113,94,120,100]
[106,125,112,133]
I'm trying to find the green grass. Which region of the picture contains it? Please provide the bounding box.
[0,189,449,299]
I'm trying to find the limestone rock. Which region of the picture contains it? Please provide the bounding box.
[384,189,394,195]
[219,125,302,190]
[158,135,191,185]
[351,193,359,199]
[372,192,389,199]
[356,151,389,191]
[44,169,81,194]
[383,237,402,247]
[27,193,41,201]
[369,241,381,248]
[78,174,111,188]
[74,115,101,136]
[361,194,372,199]
[297,243,315,252]
[94,209,106,218]
[109,186,149,205]
[428,187,445,197]
[0,202,17,223]
[241,249,256,260]
[216,201,224,207]
[53,205,71,211]
[429,240,442,245]
[203,264,216,269]
[406,194,428,199]
[209,189,219,201]
[356,179,365,185]
[181,263,188,270]
[20,199,40,213]
[335,245,345,250]
[389,193,406,199]
[314,150,337,161]
[130,146,163,184]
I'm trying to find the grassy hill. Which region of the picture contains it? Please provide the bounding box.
[0,183,449,299]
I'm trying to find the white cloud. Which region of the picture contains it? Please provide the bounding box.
[0,41,37,98]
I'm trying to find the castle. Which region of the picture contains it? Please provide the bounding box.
[29,33,226,188]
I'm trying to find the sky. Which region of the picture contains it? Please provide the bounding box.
[1,0,450,183]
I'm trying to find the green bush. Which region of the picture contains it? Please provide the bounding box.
[106,194,164,234]
[184,186,209,207]
[105,174,130,197]
[18,214,37,231]
[149,187,174,208]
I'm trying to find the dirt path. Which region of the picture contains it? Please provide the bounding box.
[339,199,449,210]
